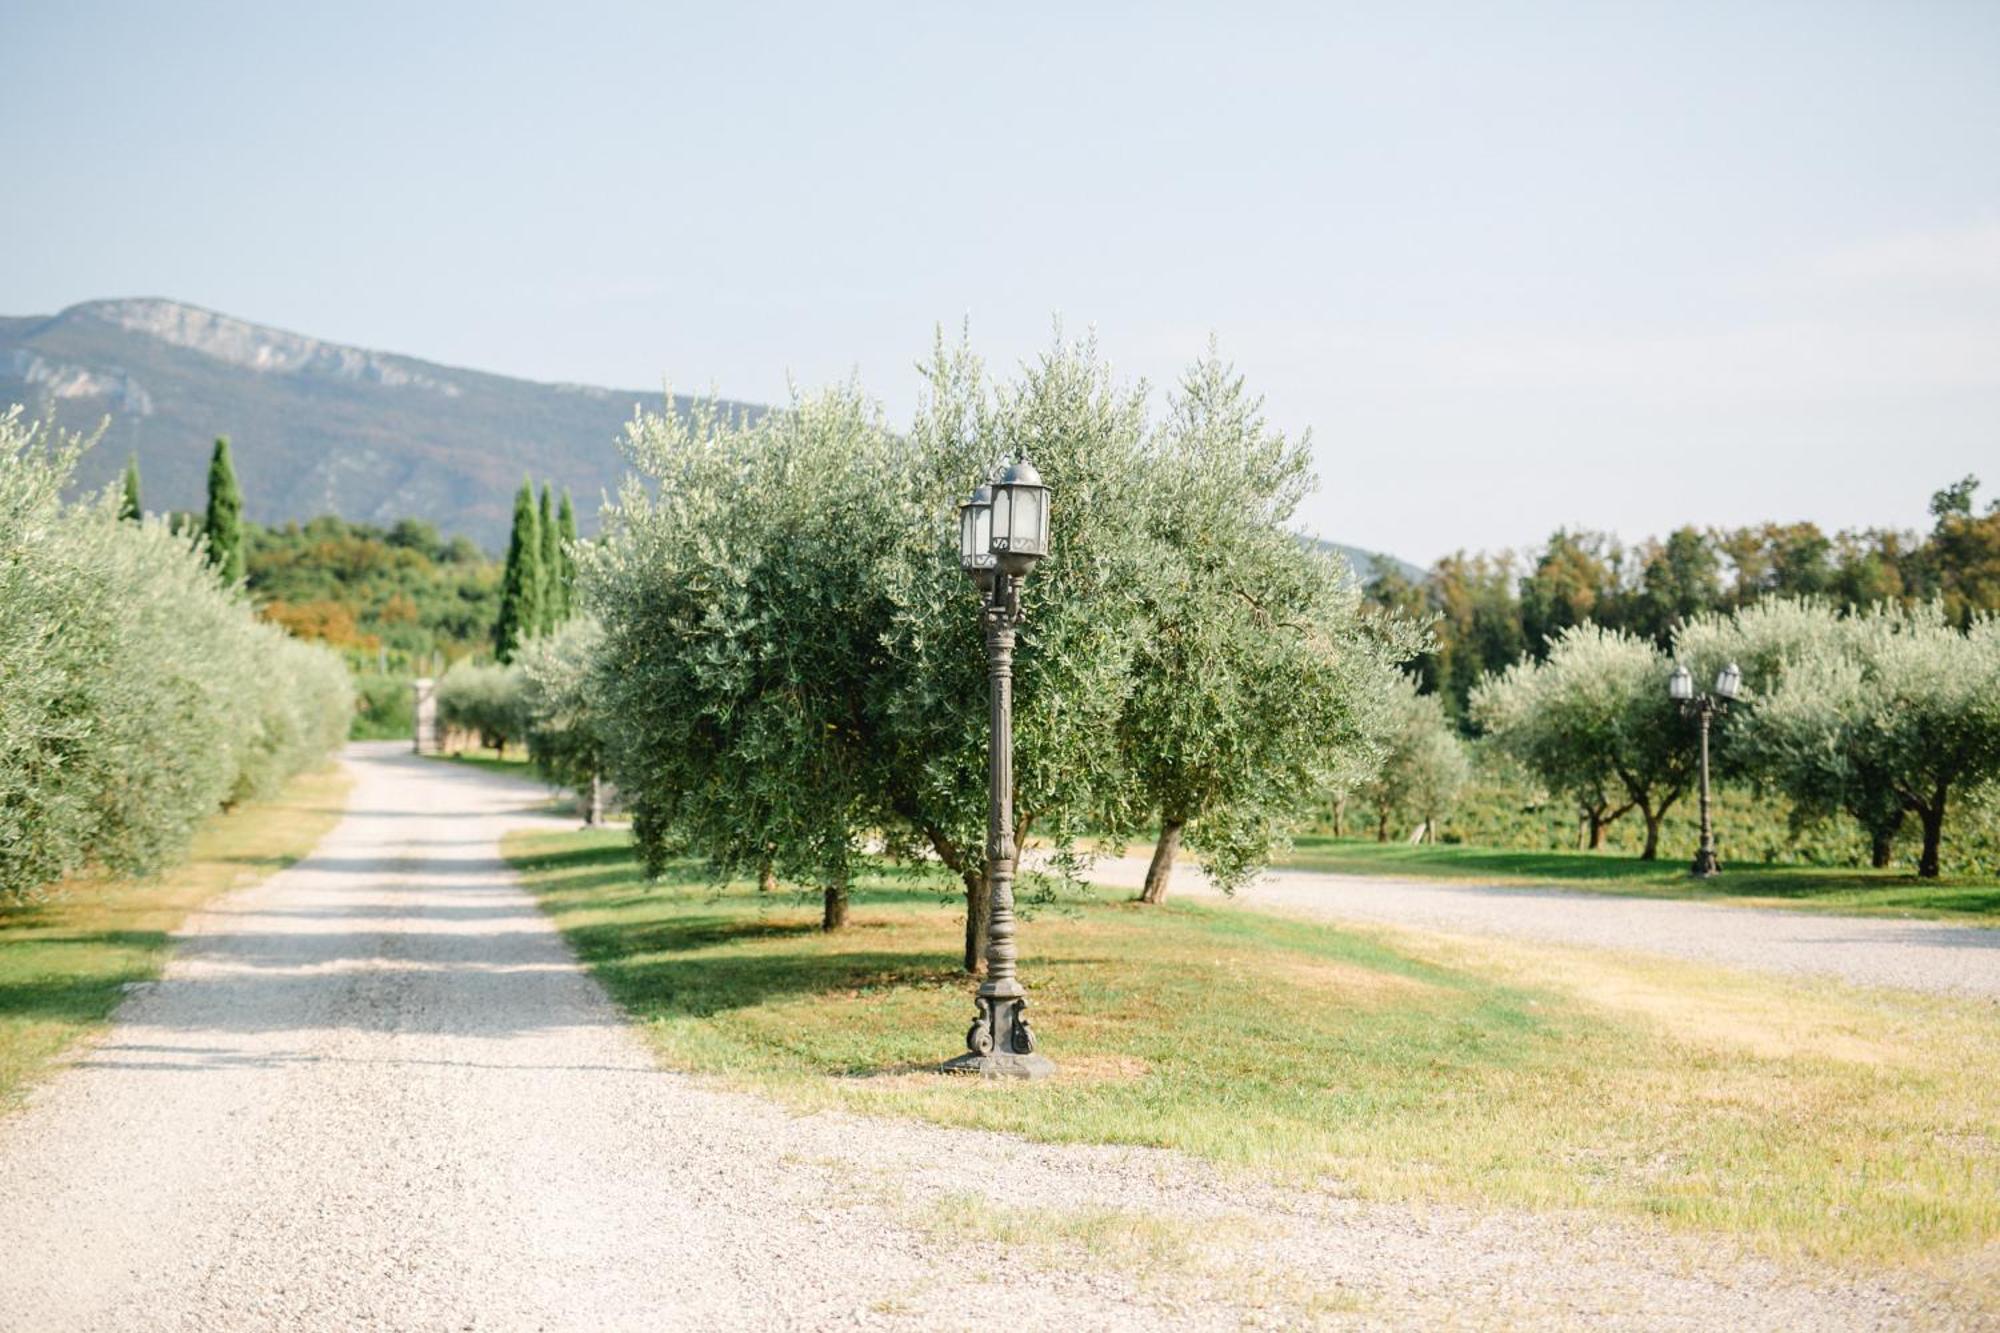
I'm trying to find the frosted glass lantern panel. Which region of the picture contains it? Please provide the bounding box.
[1011,488,1043,549]
[974,503,993,561]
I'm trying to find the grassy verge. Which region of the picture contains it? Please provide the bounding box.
[1277,836,2000,921]
[0,764,351,1108]
[510,827,2000,1282]
[427,748,533,777]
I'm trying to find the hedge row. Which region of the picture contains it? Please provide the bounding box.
[0,410,353,903]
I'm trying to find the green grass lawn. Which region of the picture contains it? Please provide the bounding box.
[1277,836,2000,921]
[0,765,352,1109]
[427,747,533,776]
[509,827,2000,1284]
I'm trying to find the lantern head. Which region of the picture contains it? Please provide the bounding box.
[957,485,995,579]
[989,458,1051,575]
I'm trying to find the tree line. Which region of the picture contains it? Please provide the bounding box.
[1369,482,2000,722]
[1467,601,2000,878]
[1,412,352,904]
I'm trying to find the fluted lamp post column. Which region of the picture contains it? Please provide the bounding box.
[943,461,1056,1078]
[1669,661,1741,879]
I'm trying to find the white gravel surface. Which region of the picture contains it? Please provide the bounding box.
[1082,855,2000,998]
[0,742,1975,1330]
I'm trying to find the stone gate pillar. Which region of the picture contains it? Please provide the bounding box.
[412,677,439,755]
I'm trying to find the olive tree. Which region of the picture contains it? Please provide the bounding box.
[868,330,1162,964]
[1671,598,1906,862]
[436,661,524,756]
[1117,348,1419,901]
[1727,604,2000,877]
[1354,675,1471,843]
[581,389,907,929]
[1474,624,1692,858]
[516,617,609,821]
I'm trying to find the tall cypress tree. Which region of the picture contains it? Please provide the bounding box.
[493,478,543,662]
[537,482,560,630]
[557,489,579,616]
[119,455,143,522]
[203,437,245,583]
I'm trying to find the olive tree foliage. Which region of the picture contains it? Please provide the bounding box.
[581,329,1427,958]
[515,617,607,805]
[1473,624,1692,858]
[1116,349,1420,901]
[867,331,1161,963]
[1686,600,2000,877]
[1352,675,1472,843]
[435,661,524,756]
[1,409,351,904]
[1671,597,1903,861]
[579,388,907,930]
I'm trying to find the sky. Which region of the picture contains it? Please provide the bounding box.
[4,1,1996,564]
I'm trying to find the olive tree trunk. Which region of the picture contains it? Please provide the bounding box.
[1139,817,1185,905]
[1917,790,1947,880]
[821,867,849,931]
[1870,829,1894,870]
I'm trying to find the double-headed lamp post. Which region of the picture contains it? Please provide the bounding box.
[943,460,1056,1078]
[1668,660,1742,878]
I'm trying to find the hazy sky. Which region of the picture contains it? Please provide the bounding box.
[4,2,1996,563]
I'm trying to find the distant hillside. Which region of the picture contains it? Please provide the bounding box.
[2,298,1423,575]
[0,299,749,549]
[1314,539,1425,586]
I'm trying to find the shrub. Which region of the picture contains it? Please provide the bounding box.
[349,672,416,740]
[0,409,352,903]
[516,618,605,794]
[435,660,523,754]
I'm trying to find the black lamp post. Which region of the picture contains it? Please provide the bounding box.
[1669,661,1741,878]
[943,461,1056,1078]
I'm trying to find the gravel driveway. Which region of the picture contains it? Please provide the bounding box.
[1080,856,2000,998]
[0,743,1970,1330]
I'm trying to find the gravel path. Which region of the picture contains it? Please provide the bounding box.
[0,743,1972,1330]
[1080,856,2000,998]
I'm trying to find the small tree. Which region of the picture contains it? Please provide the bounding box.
[1355,676,1471,842]
[1475,624,1692,858]
[203,437,244,583]
[870,329,1159,965]
[1118,347,1417,902]
[120,455,142,522]
[1734,605,2000,878]
[556,488,579,620]
[1673,597,1903,860]
[493,479,543,662]
[436,660,524,755]
[581,391,896,931]
[537,481,561,631]
[516,618,607,820]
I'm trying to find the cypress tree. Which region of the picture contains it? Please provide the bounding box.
[203,437,245,583]
[493,478,543,662]
[538,482,560,630]
[557,489,579,616]
[119,455,143,522]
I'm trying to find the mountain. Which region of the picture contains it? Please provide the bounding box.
[1315,540,1425,587]
[1,298,1426,577]
[0,298,744,549]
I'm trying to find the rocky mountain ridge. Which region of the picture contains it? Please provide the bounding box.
[0,298,1418,580]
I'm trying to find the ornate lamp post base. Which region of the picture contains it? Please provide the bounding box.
[941,995,1055,1078]
[1690,848,1721,878]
